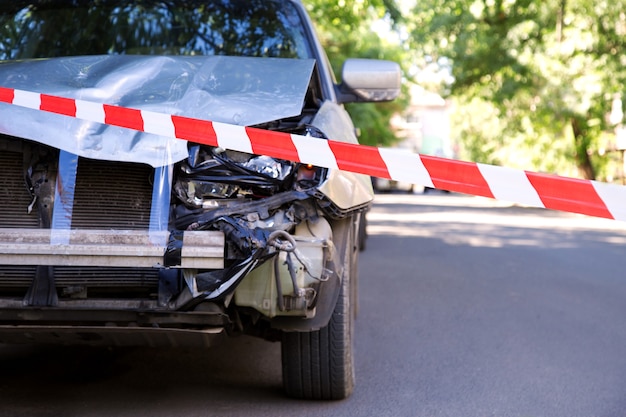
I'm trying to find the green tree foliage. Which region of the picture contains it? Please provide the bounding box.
[304,0,408,147]
[409,0,626,180]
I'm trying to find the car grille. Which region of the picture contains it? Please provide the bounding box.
[70,158,153,230]
[0,148,40,229]
[0,137,160,299]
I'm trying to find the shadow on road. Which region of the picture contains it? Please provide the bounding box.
[0,336,287,417]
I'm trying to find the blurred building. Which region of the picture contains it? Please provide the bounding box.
[376,85,454,192]
[391,84,455,159]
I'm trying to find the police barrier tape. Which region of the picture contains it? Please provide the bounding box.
[1,86,625,222]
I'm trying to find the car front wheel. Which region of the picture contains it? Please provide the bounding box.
[281,216,356,400]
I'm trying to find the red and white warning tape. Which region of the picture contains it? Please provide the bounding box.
[1,86,625,222]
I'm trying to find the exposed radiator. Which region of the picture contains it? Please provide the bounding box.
[70,158,153,230]
[0,149,40,229]
[0,266,159,298]
[0,136,160,299]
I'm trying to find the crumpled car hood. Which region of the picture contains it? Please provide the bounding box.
[0,55,315,167]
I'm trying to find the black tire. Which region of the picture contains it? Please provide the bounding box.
[281,217,356,400]
[357,211,367,252]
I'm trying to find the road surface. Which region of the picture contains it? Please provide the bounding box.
[2,191,626,417]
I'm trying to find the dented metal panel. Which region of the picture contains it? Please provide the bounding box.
[0,55,315,167]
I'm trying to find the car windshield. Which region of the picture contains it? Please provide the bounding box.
[0,0,313,60]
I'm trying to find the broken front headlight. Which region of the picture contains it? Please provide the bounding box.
[174,146,298,208]
[174,145,326,210]
[241,154,292,180]
[176,179,239,207]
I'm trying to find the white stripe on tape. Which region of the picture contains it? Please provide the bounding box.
[592,181,626,222]
[141,110,176,138]
[379,148,435,189]
[291,134,339,170]
[12,90,40,110]
[75,99,105,124]
[212,121,253,154]
[477,163,544,208]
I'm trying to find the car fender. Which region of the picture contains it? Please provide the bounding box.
[311,101,375,210]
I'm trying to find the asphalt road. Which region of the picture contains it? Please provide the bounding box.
[2,191,626,417]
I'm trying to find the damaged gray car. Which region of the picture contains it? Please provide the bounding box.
[0,0,400,400]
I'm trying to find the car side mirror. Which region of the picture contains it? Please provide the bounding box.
[336,58,401,104]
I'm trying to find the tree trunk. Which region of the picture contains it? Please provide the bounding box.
[556,0,566,43]
[570,117,596,180]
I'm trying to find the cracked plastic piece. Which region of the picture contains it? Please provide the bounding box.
[234,217,333,318]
